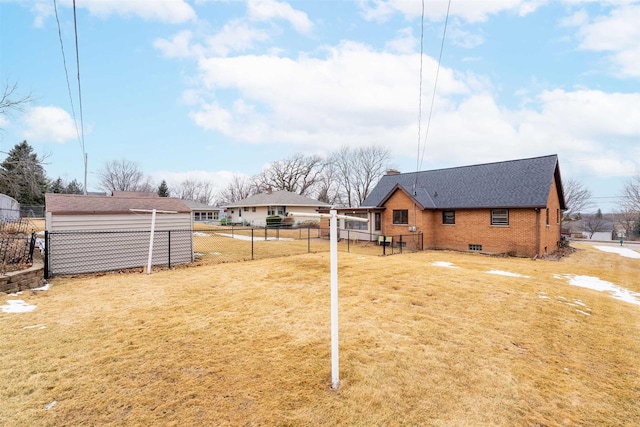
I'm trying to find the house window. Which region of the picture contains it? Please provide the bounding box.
[207,212,213,220]
[393,210,409,225]
[244,207,249,212]
[213,211,219,220]
[345,212,367,230]
[442,210,455,225]
[469,244,482,251]
[268,206,275,215]
[556,209,560,224]
[374,212,381,231]
[277,206,286,216]
[252,207,256,213]
[546,208,549,226]
[491,209,509,226]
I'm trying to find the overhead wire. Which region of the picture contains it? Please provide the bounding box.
[417,0,452,173]
[52,0,82,155]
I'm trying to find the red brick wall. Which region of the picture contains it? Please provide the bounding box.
[379,182,563,257]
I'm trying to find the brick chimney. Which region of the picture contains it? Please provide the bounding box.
[266,186,272,194]
[386,169,401,175]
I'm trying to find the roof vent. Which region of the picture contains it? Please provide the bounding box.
[386,169,401,175]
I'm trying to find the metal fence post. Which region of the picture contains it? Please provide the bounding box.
[44,230,49,279]
[251,228,255,260]
[382,235,386,256]
[347,230,350,253]
[168,230,171,268]
[399,234,403,254]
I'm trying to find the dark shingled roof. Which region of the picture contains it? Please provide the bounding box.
[45,194,192,215]
[362,154,565,210]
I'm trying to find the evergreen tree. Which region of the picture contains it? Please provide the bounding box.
[596,208,603,219]
[157,180,170,197]
[50,177,65,193]
[65,179,84,194]
[0,140,48,204]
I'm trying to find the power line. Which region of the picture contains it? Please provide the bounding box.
[72,0,88,194]
[52,0,82,154]
[417,0,452,173]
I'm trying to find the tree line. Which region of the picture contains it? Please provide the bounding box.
[97,146,393,208]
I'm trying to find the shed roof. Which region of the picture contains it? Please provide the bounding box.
[224,190,331,208]
[362,154,566,210]
[45,194,192,215]
[182,199,221,211]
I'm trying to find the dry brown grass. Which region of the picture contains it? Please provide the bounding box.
[1,243,639,426]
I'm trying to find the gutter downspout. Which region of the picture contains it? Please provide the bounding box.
[535,208,540,258]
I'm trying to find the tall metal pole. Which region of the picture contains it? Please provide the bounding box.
[330,209,339,389]
[146,209,157,275]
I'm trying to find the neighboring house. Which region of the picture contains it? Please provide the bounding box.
[112,191,158,198]
[564,218,615,240]
[0,194,20,221]
[45,193,193,275]
[357,154,566,258]
[182,199,223,223]
[318,206,384,241]
[224,189,331,226]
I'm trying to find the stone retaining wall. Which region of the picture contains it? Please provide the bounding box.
[0,261,45,294]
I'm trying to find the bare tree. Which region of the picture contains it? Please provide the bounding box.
[562,178,592,220]
[620,173,640,213]
[583,210,608,238]
[335,145,391,207]
[315,156,343,205]
[0,81,33,121]
[177,179,216,205]
[254,153,325,196]
[613,208,638,240]
[97,159,153,193]
[216,174,255,205]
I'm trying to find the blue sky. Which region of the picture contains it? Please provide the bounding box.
[0,0,638,211]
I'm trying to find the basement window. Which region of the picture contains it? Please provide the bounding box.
[393,209,409,225]
[491,209,509,226]
[469,244,482,251]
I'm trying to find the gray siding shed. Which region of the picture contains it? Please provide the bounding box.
[45,194,193,275]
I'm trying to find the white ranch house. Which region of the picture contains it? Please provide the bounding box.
[224,190,330,226]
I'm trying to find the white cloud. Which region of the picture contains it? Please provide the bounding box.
[385,27,417,54]
[40,0,196,24]
[569,4,640,78]
[153,30,194,59]
[185,39,638,179]
[204,20,270,57]
[21,106,78,143]
[247,0,313,34]
[359,0,545,23]
[192,41,467,148]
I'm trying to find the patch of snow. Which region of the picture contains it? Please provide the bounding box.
[1,300,36,313]
[32,283,50,291]
[23,324,46,329]
[45,401,57,410]
[193,232,211,237]
[555,274,640,307]
[8,291,23,296]
[594,245,640,259]
[576,309,591,316]
[217,233,293,241]
[210,252,222,255]
[486,270,530,278]
[431,261,459,268]
[538,295,550,300]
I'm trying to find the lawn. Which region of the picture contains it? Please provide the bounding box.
[1,243,639,426]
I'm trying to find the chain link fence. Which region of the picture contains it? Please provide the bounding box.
[44,226,424,278]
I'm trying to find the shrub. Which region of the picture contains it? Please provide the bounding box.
[266,215,282,227]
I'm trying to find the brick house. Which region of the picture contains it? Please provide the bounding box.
[359,154,566,257]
